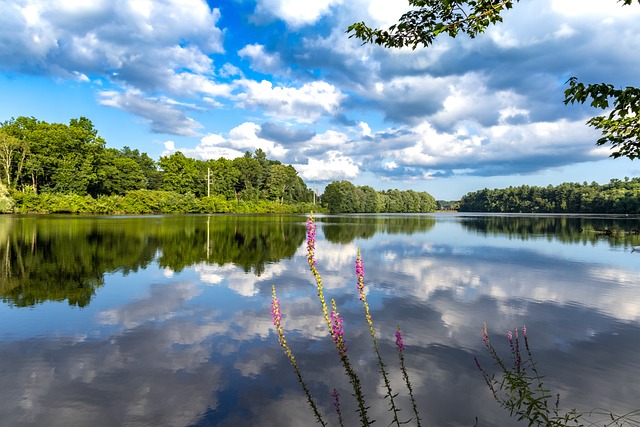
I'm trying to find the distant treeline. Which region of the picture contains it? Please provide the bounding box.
[2,116,637,215]
[459,179,640,214]
[321,180,437,213]
[0,116,318,213]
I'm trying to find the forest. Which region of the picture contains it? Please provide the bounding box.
[0,115,440,214]
[459,179,640,214]
[0,116,317,214]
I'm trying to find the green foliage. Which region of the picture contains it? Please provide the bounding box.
[459,179,640,214]
[348,1,640,159]
[348,0,517,49]
[322,180,437,213]
[0,130,28,189]
[564,78,640,159]
[476,325,640,426]
[476,325,583,426]
[0,117,315,210]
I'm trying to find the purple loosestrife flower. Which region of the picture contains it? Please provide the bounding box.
[306,215,331,330]
[330,309,347,356]
[331,389,341,410]
[395,328,405,352]
[271,293,284,347]
[356,250,402,426]
[306,216,317,266]
[396,325,422,426]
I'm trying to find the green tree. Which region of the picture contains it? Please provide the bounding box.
[121,146,162,190]
[267,164,298,204]
[97,148,147,195]
[1,116,106,194]
[357,185,380,212]
[159,151,203,196]
[322,180,359,213]
[232,152,262,201]
[205,157,241,199]
[348,0,640,159]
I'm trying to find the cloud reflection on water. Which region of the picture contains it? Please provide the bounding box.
[0,215,639,426]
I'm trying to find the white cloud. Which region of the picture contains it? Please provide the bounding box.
[238,44,285,74]
[386,118,602,170]
[236,79,344,123]
[551,0,640,17]
[359,121,372,137]
[228,122,288,159]
[167,122,288,160]
[194,262,287,297]
[254,0,343,27]
[363,0,411,28]
[294,150,360,181]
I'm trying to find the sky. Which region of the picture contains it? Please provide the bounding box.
[0,0,639,200]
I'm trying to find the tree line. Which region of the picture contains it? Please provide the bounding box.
[0,116,317,213]
[321,180,437,213]
[458,178,640,214]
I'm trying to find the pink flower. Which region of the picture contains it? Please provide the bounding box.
[271,297,281,328]
[395,327,405,352]
[330,310,347,356]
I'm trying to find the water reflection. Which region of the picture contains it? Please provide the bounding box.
[0,214,639,426]
[0,215,306,307]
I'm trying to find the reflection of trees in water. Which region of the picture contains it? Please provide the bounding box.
[0,215,306,307]
[319,215,436,244]
[460,215,640,246]
[0,216,157,307]
[155,215,306,275]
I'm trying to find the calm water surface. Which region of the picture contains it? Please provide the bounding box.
[1,213,640,426]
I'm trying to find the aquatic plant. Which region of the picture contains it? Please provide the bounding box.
[475,323,640,427]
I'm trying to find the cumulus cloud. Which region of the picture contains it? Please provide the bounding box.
[363,117,604,179]
[238,44,286,74]
[0,0,228,135]
[0,1,223,78]
[2,0,639,192]
[99,90,203,136]
[253,0,343,27]
[294,150,360,181]
[166,122,289,160]
[235,79,344,123]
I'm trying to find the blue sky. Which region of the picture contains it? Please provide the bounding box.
[0,0,639,199]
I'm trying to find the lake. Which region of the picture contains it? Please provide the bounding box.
[1,213,640,427]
